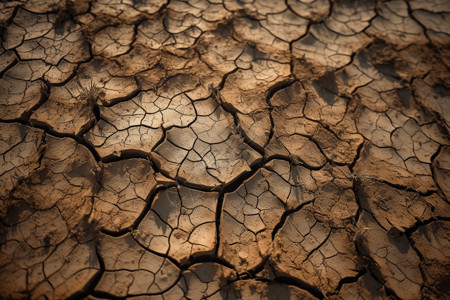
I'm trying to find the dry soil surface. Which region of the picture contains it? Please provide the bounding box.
[1,0,450,299]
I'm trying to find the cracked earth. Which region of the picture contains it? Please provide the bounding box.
[0,0,449,299]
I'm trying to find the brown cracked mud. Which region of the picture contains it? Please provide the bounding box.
[1,0,449,299]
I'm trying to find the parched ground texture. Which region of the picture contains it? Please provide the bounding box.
[0,0,449,299]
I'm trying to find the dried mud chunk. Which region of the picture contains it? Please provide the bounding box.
[110,45,159,77]
[22,0,61,13]
[136,18,172,50]
[412,220,450,296]
[267,82,321,159]
[391,119,440,163]
[32,59,139,137]
[287,0,330,22]
[233,18,289,53]
[354,143,436,193]
[357,109,440,163]
[237,111,272,149]
[219,160,330,272]
[4,59,76,85]
[233,12,308,53]
[92,24,135,57]
[357,211,423,300]
[46,60,79,84]
[367,0,427,48]
[85,88,197,159]
[4,22,26,49]
[387,44,446,82]
[268,80,362,165]
[264,160,355,212]
[0,75,44,120]
[30,239,99,299]
[0,60,51,113]
[153,102,261,188]
[356,108,395,147]
[324,0,375,35]
[168,0,231,22]
[220,159,357,275]
[1,208,69,258]
[412,10,450,45]
[312,126,362,165]
[163,8,213,36]
[95,233,179,297]
[260,9,309,41]
[335,50,402,101]
[136,13,203,50]
[219,170,285,272]
[268,82,308,121]
[166,262,237,299]
[3,9,53,49]
[408,0,450,12]
[10,11,89,65]
[154,262,236,299]
[220,49,290,147]
[76,59,139,106]
[66,0,91,15]
[412,10,450,34]
[93,159,156,232]
[292,23,372,69]
[134,53,222,102]
[225,280,318,300]
[357,179,450,232]
[4,55,76,84]
[198,29,244,74]
[331,273,387,300]
[11,135,99,241]
[0,48,16,72]
[413,78,450,130]
[84,120,163,159]
[313,181,358,223]
[303,79,348,126]
[433,146,450,200]
[30,85,95,136]
[269,82,307,113]
[345,43,438,96]
[0,208,99,300]
[0,1,20,24]
[0,123,45,210]
[263,159,318,208]
[101,90,196,129]
[271,209,360,295]
[92,0,168,22]
[354,79,399,113]
[224,0,287,16]
[275,134,327,168]
[160,72,210,101]
[0,249,27,298]
[310,93,363,165]
[135,186,218,263]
